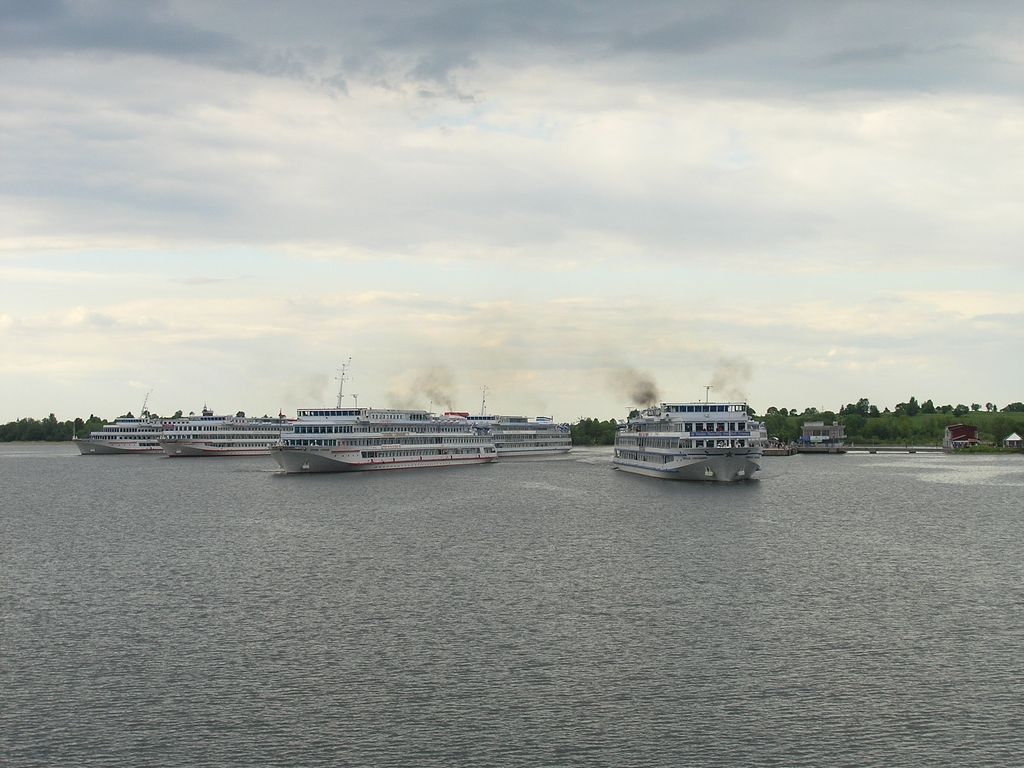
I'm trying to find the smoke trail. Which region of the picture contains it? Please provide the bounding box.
[709,356,752,401]
[387,365,456,411]
[282,372,331,405]
[415,366,455,411]
[609,366,660,406]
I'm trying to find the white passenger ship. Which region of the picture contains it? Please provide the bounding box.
[270,407,498,473]
[453,413,572,456]
[613,402,764,482]
[159,408,289,457]
[74,414,172,455]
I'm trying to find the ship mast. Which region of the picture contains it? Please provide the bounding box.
[141,389,152,416]
[480,385,489,416]
[336,358,352,408]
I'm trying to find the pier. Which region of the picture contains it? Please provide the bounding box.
[763,444,944,456]
[844,445,943,454]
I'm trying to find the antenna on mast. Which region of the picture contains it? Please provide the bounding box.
[480,385,489,416]
[335,358,352,408]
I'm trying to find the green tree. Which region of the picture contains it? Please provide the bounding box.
[842,413,867,438]
[570,418,619,446]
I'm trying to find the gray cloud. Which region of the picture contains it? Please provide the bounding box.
[614,5,785,55]
[0,0,237,56]
[5,1,1021,95]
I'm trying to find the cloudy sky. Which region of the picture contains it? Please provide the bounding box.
[2,0,1022,422]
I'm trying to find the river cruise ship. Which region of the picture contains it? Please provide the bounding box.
[451,413,572,456]
[74,414,174,455]
[613,402,764,482]
[159,408,289,457]
[270,407,498,473]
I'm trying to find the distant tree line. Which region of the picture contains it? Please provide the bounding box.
[0,414,107,442]
[758,396,1024,445]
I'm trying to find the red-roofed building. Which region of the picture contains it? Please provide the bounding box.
[943,423,979,451]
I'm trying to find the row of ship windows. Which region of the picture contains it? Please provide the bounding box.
[364,447,496,458]
[496,441,571,447]
[166,426,280,433]
[615,451,673,463]
[166,434,280,438]
[283,437,493,447]
[619,438,758,449]
[686,423,751,432]
[165,438,278,443]
[295,410,431,420]
[629,422,754,433]
[666,405,746,413]
[290,425,476,434]
[198,443,267,448]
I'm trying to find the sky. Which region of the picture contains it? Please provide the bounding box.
[2,0,1022,422]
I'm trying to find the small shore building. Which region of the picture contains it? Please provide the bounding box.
[796,420,846,453]
[799,421,846,446]
[1004,432,1022,449]
[943,423,979,451]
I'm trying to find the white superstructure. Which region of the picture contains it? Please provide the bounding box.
[613,402,764,482]
[270,407,498,473]
[454,413,572,456]
[159,408,289,457]
[74,414,174,455]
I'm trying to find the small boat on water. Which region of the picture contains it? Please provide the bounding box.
[613,401,764,482]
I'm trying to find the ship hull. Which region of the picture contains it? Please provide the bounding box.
[74,439,161,455]
[496,446,572,457]
[271,447,497,474]
[613,453,760,482]
[160,442,272,457]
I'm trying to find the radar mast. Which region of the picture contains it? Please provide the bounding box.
[336,358,352,408]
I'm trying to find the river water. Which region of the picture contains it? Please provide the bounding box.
[2,444,1022,767]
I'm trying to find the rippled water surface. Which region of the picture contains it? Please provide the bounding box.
[3,444,1023,766]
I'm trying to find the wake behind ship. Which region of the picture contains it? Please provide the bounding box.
[613,401,764,482]
[271,406,497,473]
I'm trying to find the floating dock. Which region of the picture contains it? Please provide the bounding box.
[845,445,943,454]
